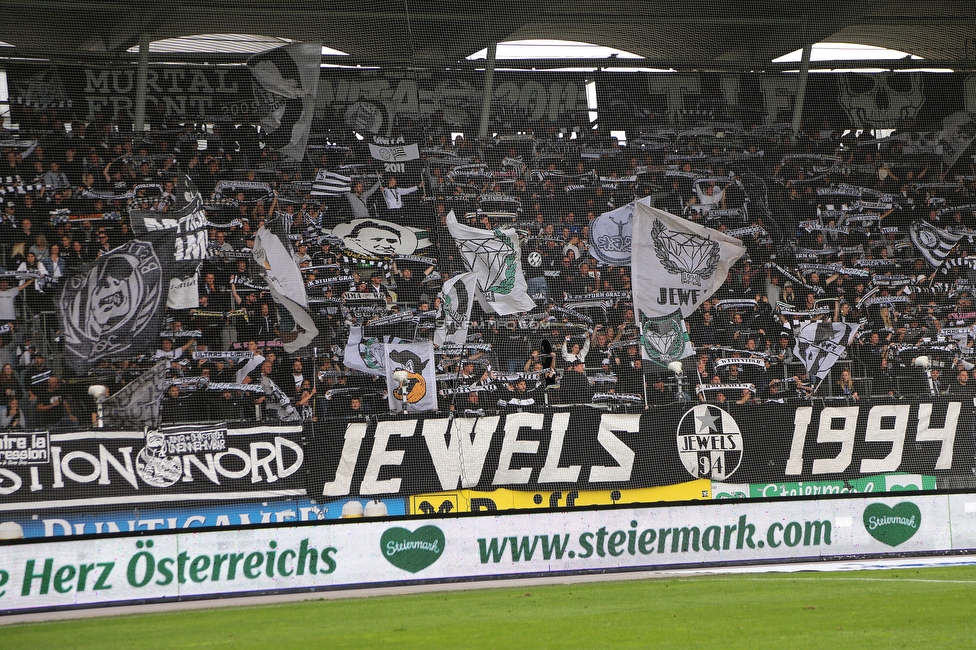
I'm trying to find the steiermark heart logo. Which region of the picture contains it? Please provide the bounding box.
[380,525,445,573]
[863,502,922,547]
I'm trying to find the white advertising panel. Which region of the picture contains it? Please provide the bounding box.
[0,493,973,614]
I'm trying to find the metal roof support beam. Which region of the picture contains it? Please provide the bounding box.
[478,41,497,138]
[792,42,813,135]
[132,32,150,136]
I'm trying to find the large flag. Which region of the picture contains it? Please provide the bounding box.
[384,341,438,413]
[792,321,860,380]
[252,224,319,353]
[446,210,535,315]
[130,174,210,310]
[311,170,352,196]
[344,326,401,377]
[910,220,964,268]
[247,42,322,163]
[102,361,169,429]
[589,196,652,266]
[60,237,171,372]
[434,271,478,347]
[632,203,746,366]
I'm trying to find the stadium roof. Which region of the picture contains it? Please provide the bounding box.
[0,0,973,72]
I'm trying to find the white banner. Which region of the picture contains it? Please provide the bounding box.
[384,341,438,412]
[0,493,971,614]
[368,143,420,162]
[166,273,199,310]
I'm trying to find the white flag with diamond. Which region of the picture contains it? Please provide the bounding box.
[632,203,746,363]
[446,211,535,315]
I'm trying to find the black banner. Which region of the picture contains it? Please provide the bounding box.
[597,71,975,130]
[0,424,305,509]
[11,63,976,133]
[305,399,976,498]
[7,63,254,124]
[6,65,590,130]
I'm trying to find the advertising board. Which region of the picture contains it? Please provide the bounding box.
[2,492,974,614]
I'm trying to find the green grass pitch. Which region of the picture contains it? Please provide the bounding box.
[4,566,976,649]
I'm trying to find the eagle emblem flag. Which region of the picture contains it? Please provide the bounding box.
[632,202,746,363]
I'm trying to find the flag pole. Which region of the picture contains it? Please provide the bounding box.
[642,372,649,409]
[811,376,828,397]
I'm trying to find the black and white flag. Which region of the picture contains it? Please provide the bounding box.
[103,361,170,429]
[311,170,352,196]
[385,341,438,413]
[434,271,477,347]
[910,220,965,268]
[792,321,860,381]
[632,203,745,366]
[937,111,976,168]
[130,174,211,310]
[260,376,301,422]
[60,238,170,372]
[247,42,322,163]
[253,222,319,353]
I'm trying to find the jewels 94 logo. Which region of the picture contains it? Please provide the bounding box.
[676,404,743,481]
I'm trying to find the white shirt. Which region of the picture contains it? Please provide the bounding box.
[154,347,183,360]
[694,185,725,214]
[382,185,419,210]
[0,287,19,321]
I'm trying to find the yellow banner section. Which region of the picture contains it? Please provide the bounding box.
[408,480,711,516]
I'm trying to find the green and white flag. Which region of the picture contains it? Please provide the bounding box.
[631,203,746,365]
[434,271,478,347]
[344,326,402,377]
[637,310,696,368]
[446,211,535,315]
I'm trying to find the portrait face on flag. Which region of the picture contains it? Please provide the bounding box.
[331,219,425,258]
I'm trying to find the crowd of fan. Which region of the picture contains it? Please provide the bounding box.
[2,108,976,429]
